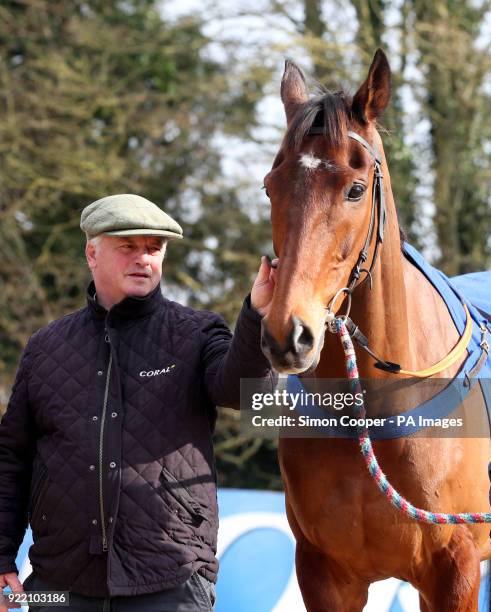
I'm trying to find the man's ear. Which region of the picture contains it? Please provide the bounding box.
[281,59,309,125]
[85,241,97,271]
[352,49,391,124]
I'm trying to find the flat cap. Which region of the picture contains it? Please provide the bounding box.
[80,194,183,240]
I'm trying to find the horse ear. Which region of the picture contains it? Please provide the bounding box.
[352,49,391,124]
[281,59,308,124]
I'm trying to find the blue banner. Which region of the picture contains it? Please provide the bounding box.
[13,489,490,611]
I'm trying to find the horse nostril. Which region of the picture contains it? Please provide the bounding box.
[261,317,316,367]
[290,316,314,355]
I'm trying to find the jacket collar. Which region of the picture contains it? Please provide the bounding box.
[86,281,164,320]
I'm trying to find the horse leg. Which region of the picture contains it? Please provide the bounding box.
[418,529,481,612]
[295,538,369,612]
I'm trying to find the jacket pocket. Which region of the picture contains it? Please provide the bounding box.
[160,467,205,526]
[28,463,49,527]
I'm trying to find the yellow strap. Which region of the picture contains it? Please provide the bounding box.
[398,304,473,377]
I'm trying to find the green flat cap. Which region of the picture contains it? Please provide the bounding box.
[80,194,183,239]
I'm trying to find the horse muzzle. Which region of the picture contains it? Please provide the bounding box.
[260,315,322,374]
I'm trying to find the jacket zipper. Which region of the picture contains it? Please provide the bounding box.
[161,467,204,520]
[99,332,113,552]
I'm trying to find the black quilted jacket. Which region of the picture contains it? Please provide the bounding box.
[0,282,275,596]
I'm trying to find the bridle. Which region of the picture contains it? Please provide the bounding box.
[306,127,476,377]
[307,128,386,320]
[341,130,386,297]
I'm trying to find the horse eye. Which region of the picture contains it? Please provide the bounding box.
[347,183,365,201]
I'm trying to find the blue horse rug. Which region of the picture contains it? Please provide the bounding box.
[404,242,490,380]
[451,270,491,324]
[287,242,491,439]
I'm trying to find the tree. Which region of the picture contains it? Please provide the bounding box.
[0,0,274,490]
[0,0,271,373]
[2,0,488,492]
[410,0,491,273]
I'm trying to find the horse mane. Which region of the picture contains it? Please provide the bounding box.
[285,89,352,152]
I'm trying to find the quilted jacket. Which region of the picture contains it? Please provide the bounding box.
[0,281,276,596]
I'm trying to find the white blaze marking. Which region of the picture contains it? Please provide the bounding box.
[299,153,322,169]
[299,153,338,172]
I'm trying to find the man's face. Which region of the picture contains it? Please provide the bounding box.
[85,234,167,306]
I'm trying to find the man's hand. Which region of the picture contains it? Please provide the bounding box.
[0,573,23,610]
[251,256,278,317]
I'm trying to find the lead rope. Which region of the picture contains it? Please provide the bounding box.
[333,317,491,524]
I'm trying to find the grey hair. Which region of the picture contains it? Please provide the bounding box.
[86,235,102,252]
[87,234,102,245]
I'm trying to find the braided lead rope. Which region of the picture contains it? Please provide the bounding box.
[333,317,491,524]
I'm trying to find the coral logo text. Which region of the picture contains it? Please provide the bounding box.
[139,365,176,377]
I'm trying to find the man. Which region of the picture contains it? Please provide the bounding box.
[0,194,277,611]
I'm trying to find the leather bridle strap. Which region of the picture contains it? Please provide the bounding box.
[307,127,386,295]
[345,130,386,293]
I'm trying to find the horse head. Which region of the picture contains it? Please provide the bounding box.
[261,49,392,374]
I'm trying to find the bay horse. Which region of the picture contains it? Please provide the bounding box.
[261,49,491,611]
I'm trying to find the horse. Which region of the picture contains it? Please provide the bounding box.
[260,49,491,611]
